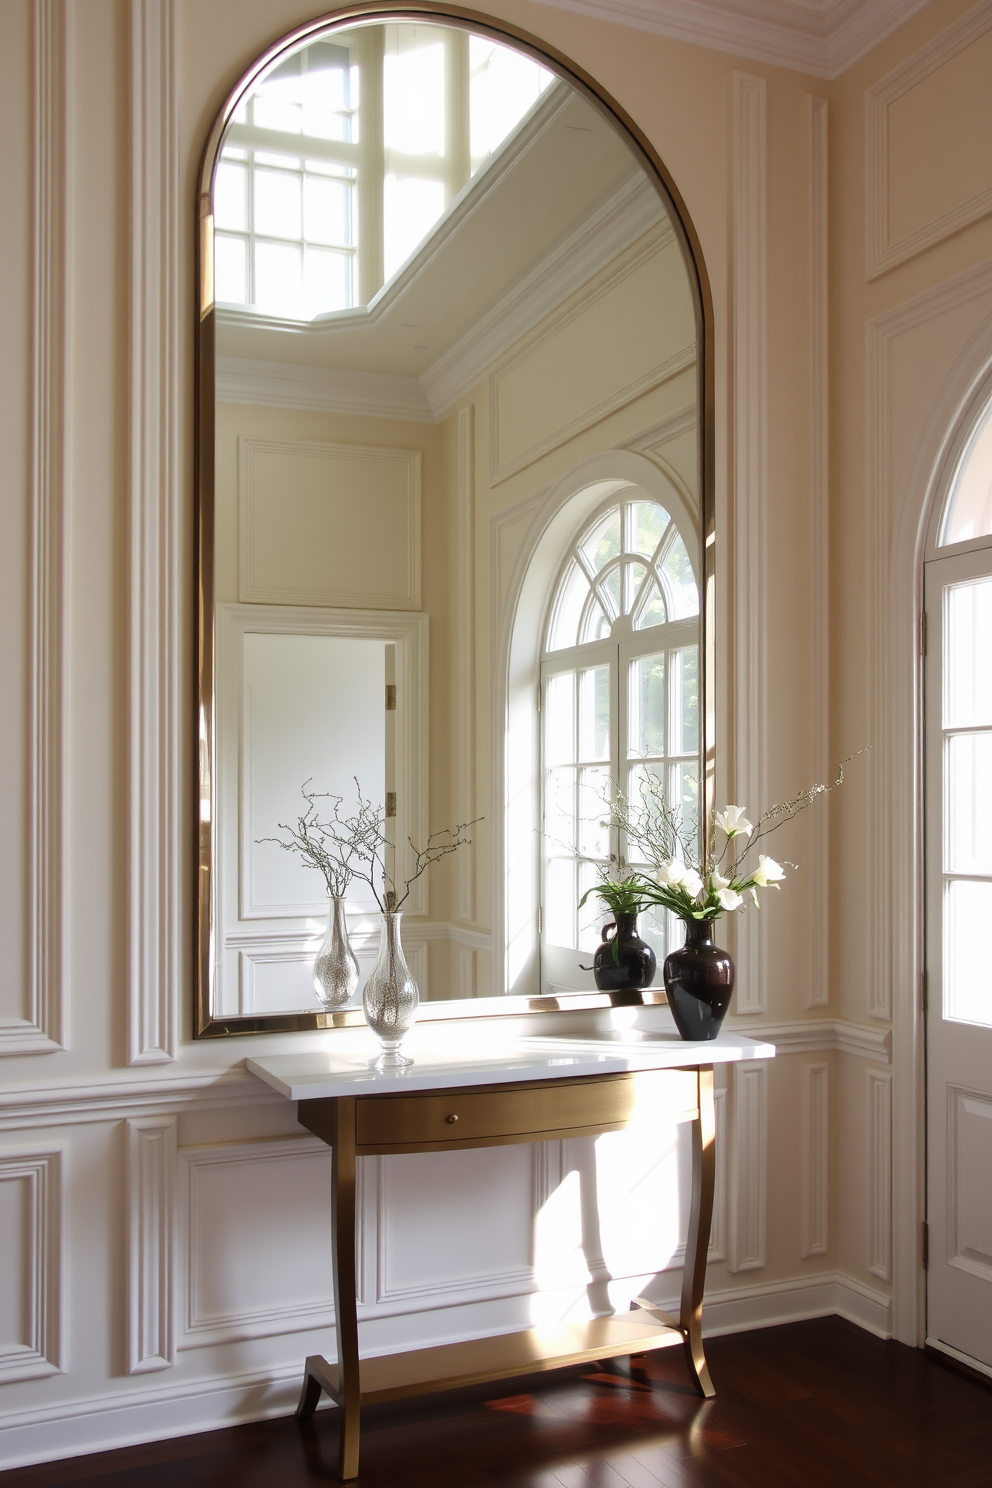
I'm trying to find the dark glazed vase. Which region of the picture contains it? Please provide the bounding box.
[663,918,735,1041]
[592,912,657,993]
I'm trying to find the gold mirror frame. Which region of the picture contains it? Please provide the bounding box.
[194,2,715,1039]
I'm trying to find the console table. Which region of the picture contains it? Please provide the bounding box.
[248,1027,774,1480]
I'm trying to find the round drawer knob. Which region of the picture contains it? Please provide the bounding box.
[445,1114,459,1124]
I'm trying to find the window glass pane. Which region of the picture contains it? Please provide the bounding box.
[545,672,575,767]
[304,175,351,246]
[469,37,554,167]
[577,857,605,953]
[578,666,609,762]
[671,760,699,835]
[945,731,992,875]
[635,580,667,631]
[945,576,992,727]
[659,532,699,619]
[254,240,303,316]
[383,176,446,280]
[628,653,666,759]
[600,568,621,620]
[940,397,992,546]
[670,645,699,755]
[255,150,301,169]
[581,509,621,573]
[214,234,248,304]
[547,561,589,652]
[630,500,670,559]
[545,856,576,949]
[635,900,668,974]
[578,767,610,857]
[253,93,303,135]
[545,767,575,854]
[384,37,445,155]
[255,168,302,238]
[580,598,611,644]
[304,247,351,315]
[623,558,648,615]
[945,878,992,1027]
[215,159,247,230]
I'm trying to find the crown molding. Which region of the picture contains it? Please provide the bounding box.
[216,356,433,421]
[530,0,932,79]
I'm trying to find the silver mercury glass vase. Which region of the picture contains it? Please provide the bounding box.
[312,895,360,1009]
[362,910,419,1067]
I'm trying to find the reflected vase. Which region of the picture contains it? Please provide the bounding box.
[363,911,419,1067]
[313,895,360,1010]
[592,912,656,993]
[663,917,734,1041]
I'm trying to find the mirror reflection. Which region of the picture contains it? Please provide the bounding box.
[203,18,701,1023]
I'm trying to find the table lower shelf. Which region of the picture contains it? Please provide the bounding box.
[308,1312,685,1408]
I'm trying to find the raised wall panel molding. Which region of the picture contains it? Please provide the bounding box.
[422,175,669,418]
[179,1138,340,1348]
[731,72,768,1017]
[456,407,477,924]
[126,1117,177,1373]
[128,0,179,1064]
[0,1144,64,1381]
[9,0,71,1057]
[808,95,830,1011]
[866,1,992,280]
[488,228,694,484]
[801,1062,829,1258]
[215,357,433,422]
[868,1068,893,1281]
[529,0,930,79]
[238,439,421,609]
[729,1060,767,1273]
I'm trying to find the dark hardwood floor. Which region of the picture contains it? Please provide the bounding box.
[2,1319,990,1487]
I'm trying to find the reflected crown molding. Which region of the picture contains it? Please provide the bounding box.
[531,0,930,79]
[216,175,669,423]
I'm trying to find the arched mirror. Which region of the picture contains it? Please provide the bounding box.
[196,7,713,1036]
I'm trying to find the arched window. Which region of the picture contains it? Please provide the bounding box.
[540,489,699,989]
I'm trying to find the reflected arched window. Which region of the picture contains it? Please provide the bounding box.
[939,393,992,546]
[541,490,699,988]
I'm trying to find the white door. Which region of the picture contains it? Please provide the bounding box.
[925,546,992,1376]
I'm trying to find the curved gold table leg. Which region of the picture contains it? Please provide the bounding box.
[680,1066,716,1398]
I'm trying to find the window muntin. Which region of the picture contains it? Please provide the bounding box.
[939,394,992,547]
[541,495,699,972]
[214,28,553,320]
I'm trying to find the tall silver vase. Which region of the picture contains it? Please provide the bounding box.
[312,895,359,1009]
[362,910,419,1067]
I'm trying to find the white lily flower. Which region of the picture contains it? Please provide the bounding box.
[681,867,704,897]
[709,870,731,891]
[717,887,744,911]
[656,858,688,887]
[752,854,786,887]
[715,805,753,838]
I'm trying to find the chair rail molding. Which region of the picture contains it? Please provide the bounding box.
[10,0,71,1058]
[128,0,180,1065]
[869,256,992,1344]
[730,71,768,1017]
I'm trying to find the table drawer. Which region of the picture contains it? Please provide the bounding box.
[354,1070,697,1149]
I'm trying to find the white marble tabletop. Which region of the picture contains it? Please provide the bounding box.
[246,1024,776,1102]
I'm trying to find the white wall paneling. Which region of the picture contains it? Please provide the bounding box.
[126,1116,177,1374]
[807,95,830,1012]
[866,1,992,279]
[868,1068,893,1281]
[128,0,180,1064]
[456,406,477,924]
[0,1144,64,1382]
[801,1061,829,1258]
[729,1060,767,1273]
[179,1138,338,1348]
[730,72,768,1016]
[11,0,71,1057]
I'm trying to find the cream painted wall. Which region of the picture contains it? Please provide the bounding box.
[5,0,989,1466]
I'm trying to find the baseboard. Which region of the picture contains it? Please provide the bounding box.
[0,1271,892,1471]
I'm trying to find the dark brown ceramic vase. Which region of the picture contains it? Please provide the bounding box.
[663,917,735,1040]
[592,912,657,993]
